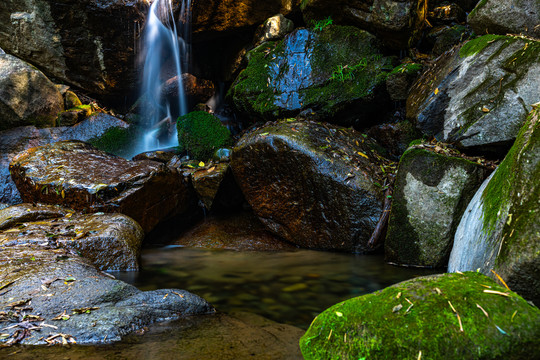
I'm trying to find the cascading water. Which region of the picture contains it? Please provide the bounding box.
[135,0,192,155]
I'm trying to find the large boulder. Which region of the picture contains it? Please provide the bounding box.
[301,0,428,49]
[9,141,191,233]
[0,204,144,271]
[385,144,491,268]
[0,245,214,345]
[231,120,387,252]
[300,272,540,359]
[407,35,540,155]
[468,0,540,39]
[449,106,540,304]
[229,26,393,126]
[0,114,130,204]
[0,0,147,95]
[0,53,63,130]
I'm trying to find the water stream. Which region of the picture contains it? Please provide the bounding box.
[134,0,191,155]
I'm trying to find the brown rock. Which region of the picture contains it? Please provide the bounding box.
[9,141,191,233]
[161,73,216,105]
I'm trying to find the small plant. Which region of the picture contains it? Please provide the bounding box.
[331,60,367,81]
[311,16,333,31]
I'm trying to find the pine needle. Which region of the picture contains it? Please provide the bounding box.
[476,304,489,318]
[483,290,510,297]
[490,270,511,291]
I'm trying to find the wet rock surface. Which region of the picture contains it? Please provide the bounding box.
[301,0,427,48]
[230,26,393,126]
[0,204,144,271]
[253,14,295,46]
[449,107,540,304]
[407,35,540,155]
[231,120,386,252]
[0,0,148,95]
[191,163,244,211]
[468,0,540,38]
[0,246,214,345]
[301,272,540,359]
[385,145,491,268]
[0,54,63,131]
[0,114,129,204]
[9,141,190,233]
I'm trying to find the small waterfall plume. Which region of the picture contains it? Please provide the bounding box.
[135,0,192,155]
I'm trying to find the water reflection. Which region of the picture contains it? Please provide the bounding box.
[116,247,438,329]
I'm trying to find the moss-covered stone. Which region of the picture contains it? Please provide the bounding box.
[88,125,139,158]
[177,111,232,161]
[229,26,393,126]
[300,272,540,359]
[385,146,490,267]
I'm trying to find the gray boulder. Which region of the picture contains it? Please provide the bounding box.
[385,145,491,268]
[449,106,540,305]
[0,53,63,130]
[407,35,540,155]
[231,120,386,252]
[468,0,540,38]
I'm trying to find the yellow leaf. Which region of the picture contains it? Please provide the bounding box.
[482,106,490,113]
[61,190,65,199]
[357,152,369,159]
[335,311,343,317]
[198,161,205,167]
[434,88,439,95]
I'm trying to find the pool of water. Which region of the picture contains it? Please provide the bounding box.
[115,246,438,329]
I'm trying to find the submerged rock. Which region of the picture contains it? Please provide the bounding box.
[407,35,540,155]
[0,246,214,345]
[449,106,540,304]
[301,272,540,359]
[0,53,64,131]
[0,204,143,271]
[231,120,386,252]
[0,114,129,204]
[301,0,427,48]
[468,0,540,38]
[385,145,491,268]
[9,141,190,233]
[0,0,148,95]
[229,26,393,126]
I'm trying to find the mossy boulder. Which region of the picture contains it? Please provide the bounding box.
[449,106,540,304]
[177,111,232,161]
[468,0,540,38]
[229,26,393,126]
[231,120,387,252]
[385,145,491,268]
[407,35,540,155]
[301,0,427,49]
[300,272,540,359]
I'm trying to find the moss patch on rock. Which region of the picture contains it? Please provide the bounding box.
[88,126,139,158]
[177,111,232,161]
[300,272,540,359]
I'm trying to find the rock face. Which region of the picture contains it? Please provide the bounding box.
[0,204,144,271]
[191,163,244,211]
[468,0,540,38]
[407,35,540,155]
[449,107,540,304]
[0,114,130,204]
[230,26,393,126]
[301,0,428,49]
[231,120,386,252]
[0,245,214,345]
[300,272,540,359]
[9,141,190,233]
[0,53,63,130]
[191,0,300,40]
[253,14,295,46]
[385,145,491,268]
[0,0,147,95]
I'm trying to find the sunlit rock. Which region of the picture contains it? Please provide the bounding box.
[229,26,393,126]
[385,144,491,268]
[253,14,295,46]
[449,106,540,304]
[0,53,63,131]
[9,141,191,233]
[231,120,387,252]
[407,35,540,156]
[301,272,540,359]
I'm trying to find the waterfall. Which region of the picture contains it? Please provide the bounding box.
[134,0,192,155]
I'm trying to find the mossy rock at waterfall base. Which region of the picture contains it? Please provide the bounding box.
[300,272,540,360]
[177,111,232,161]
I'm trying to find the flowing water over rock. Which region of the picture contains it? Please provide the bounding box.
[135,0,191,155]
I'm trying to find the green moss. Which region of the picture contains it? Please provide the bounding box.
[300,272,540,360]
[469,0,489,18]
[459,34,508,57]
[408,138,426,147]
[389,63,423,76]
[88,126,139,158]
[177,111,232,161]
